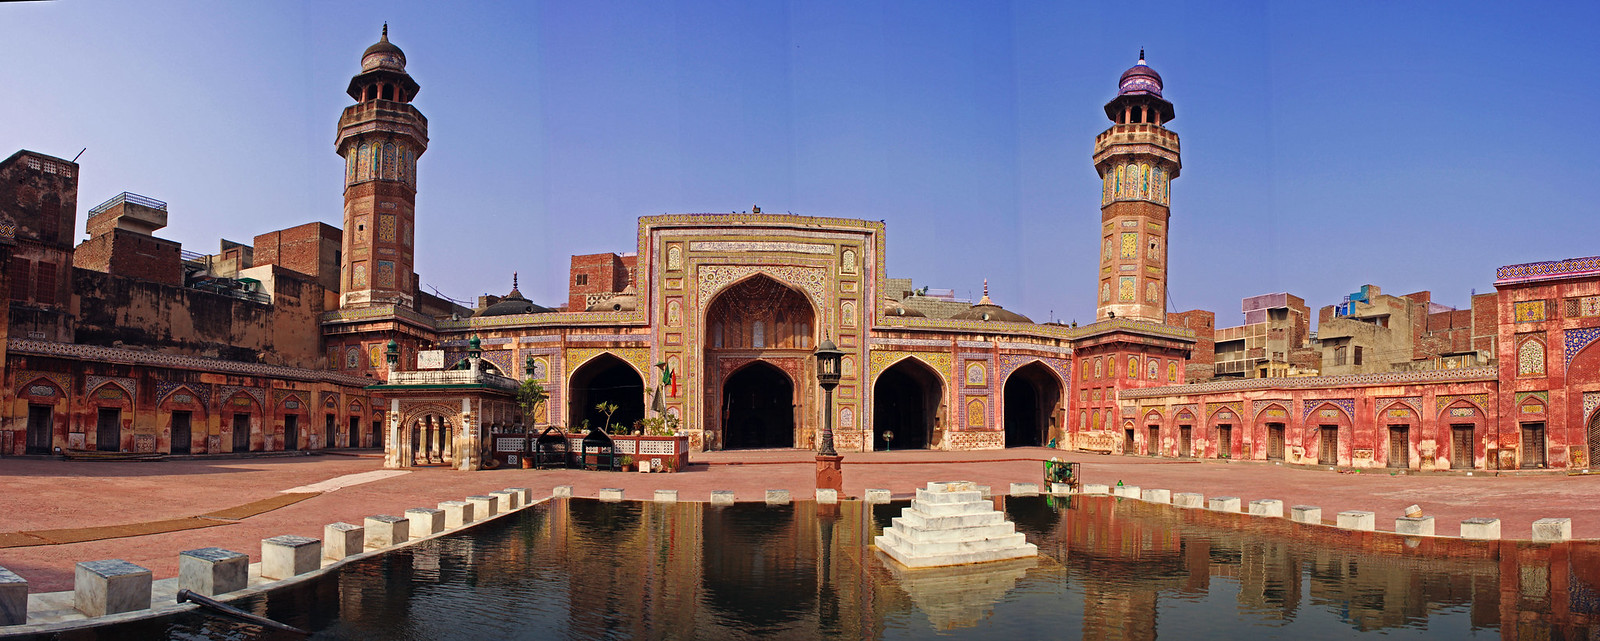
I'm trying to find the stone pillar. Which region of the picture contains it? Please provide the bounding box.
[0,567,27,626]
[261,536,322,580]
[457,398,481,471]
[74,560,151,617]
[385,398,402,469]
[177,548,249,597]
[324,523,364,559]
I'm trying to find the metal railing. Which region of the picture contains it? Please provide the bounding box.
[89,192,167,215]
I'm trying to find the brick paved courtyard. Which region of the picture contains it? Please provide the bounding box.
[3,449,1599,592]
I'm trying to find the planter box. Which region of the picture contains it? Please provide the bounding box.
[609,434,690,472]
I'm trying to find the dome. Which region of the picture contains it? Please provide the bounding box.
[475,275,553,317]
[881,295,925,318]
[948,280,1033,323]
[1117,50,1163,97]
[361,24,407,72]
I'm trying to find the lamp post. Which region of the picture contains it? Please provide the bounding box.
[814,337,845,492]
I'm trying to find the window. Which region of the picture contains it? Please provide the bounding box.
[1353,346,1364,366]
[1334,346,1347,366]
[34,262,55,306]
[575,273,588,286]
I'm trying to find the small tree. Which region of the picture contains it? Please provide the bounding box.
[517,378,547,428]
[595,401,619,433]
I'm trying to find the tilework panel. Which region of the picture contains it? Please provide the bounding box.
[1301,398,1355,421]
[1514,300,1547,323]
[1519,338,1547,376]
[13,370,73,396]
[869,351,952,386]
[156,381,211,408]
[85,375,137,404]
[218,385,265,409]
[1436,393,1490,415]
[1496,255,1600,284]
[564,348,652,380]
[1565,328,1600,367]
[697,265,829,327]
[1208,402,1242,419]
[1173,404,1198,421]
[996,355,1071,388]
[1586,392,1600,422]
[1120,366,1496,399]
[1376,397,1423,418]
[1251,400,1291,418]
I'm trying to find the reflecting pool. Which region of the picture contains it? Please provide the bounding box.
[36,495,1600,639]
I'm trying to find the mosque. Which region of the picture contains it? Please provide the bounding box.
[3,29,1596,473]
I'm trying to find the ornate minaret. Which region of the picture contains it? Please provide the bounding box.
[1094,50,1179,323]
[337,25,428,308]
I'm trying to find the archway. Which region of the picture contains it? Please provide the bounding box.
[873,358,943,450]
[721,361,795,449]
[408,412,455,466]
[568,354,645,433]
[1003,362,1062,448]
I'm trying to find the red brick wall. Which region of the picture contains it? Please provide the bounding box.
[568,253,627,311]
[75,230,181,286]
[254,222,342,292]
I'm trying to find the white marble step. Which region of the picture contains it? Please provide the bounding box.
[896,509,1006,530]
[877,529,1031,557]
[876,539,1040,569]
[906,500,997,517]
[914,488,985,504]
[888,517,1017,542]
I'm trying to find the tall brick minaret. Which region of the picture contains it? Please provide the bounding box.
[1094,51,1179,323]
[337,24,428,309]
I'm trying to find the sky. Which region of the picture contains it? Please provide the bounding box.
[2,1,1597,328]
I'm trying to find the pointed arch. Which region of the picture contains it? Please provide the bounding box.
[874,356,946,450]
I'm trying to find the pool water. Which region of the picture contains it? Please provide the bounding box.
[33,495,1600,639]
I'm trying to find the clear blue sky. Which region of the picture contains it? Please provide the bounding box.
[3,1,1596,327]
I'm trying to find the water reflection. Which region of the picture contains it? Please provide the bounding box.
[32,495,1600,639]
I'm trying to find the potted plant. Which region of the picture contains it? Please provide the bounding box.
[619,455,635,472]
[595,401,618,433]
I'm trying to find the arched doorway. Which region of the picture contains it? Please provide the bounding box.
[873,358,943,450]
[568,354,645,433]
[721,362,795,449]
[704,274,816,450]
[408,413,455,466]
[1003,362,1062,448]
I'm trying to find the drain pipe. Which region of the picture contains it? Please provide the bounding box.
[177,589,309,636]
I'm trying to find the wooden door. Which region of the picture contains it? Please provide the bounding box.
[1123,428,1135,454]
[349,417,362,448]
[25,404,52,454]
[1179,426,1192,457]
[171,411,192,455]
[232,413,251,452]
[285,414,300,451]
[372,420,383,449]
[325,414,337,449]
[96,408,120,452]
[1451,425,1474,469]
[1148,426,1160,456]
[1318,426,1338,465]
[1217,425,1232,459]
[1388,426,1409,468]
[1267,424,1285,460]
[1522,423,1546,469]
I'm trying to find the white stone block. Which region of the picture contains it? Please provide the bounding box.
[765,489,791,504]
[364,515,410,549]
[1533,518,1572,542]
[598,488,625,502]
[261,535,321,580]
[865,489,893,503]
[1207,497,1241,512]
[1337,510,1376,531]
[406,508,446,536]
[1114,485,1141,499]
[438,500,474,528]
[0,566,24,626]
[1009,483,1039,497]
[1460,518,1501,540]
[490,490,520,512]
[1173,493,1204,508]
[74,559,151,617]
[1050,483,1073,496]
[1081,484,1110,495]
[710,490,735,505]
[1290,506,1322,524]
[552,485,573,498]
[323,523,364,560]
[977,485,993,499]
[467,495,499,517]
[1396,516,1435,536]
[506,487,533,504]
[1140,489,1172,504]
[815,488,838,504]
[654,489,678,503]
[178,548,248,597]
[1249,499,1284,518]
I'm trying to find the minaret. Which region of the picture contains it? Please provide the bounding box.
[337,24,428,308]
[1094,50,1179,323]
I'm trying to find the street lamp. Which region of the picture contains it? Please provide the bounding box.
[814,337,845,492]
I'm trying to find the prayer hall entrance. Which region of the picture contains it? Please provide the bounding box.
[1003,362,1062,448]
[721,362,796,449]
[873,358,943,451]
[568,353,645,433]
[703,274,815,451]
